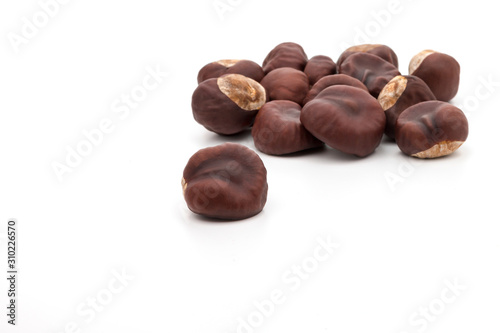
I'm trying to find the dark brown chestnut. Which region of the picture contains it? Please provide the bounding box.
[409,50,460,102]
[337,44,399,69]
[260,68,309,105]
[182,143,268,220]
[252,101,323,155]
[303,55,337,86]
[338,52,401,98]
[191,74,267,135]
[300,85,386,157]
[262,42,308,74]
[378,75,436,139]
[302,74,368,105]
[395,101,468,158]
[197,59,265,84]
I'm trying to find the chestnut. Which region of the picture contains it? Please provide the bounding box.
[301,85,386,157]
[337,44,399,69]
[395,101,468,158]
[378,75,436,139]
[252,100,323,155]
[191,74,267,135]
[182,143,268,220]
[260,68,309,105]
[262,42,308,74]
[302,74,368,105]
[409,50,460,102]
[197,59,264,84]
[338,52,401,98]
[303,55,337,86]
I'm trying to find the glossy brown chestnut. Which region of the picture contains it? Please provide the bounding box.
[197,59,265,84]
[378,75,436,139]
[338,52,401,98]
[182,143,268,220]
[260,68,309,105]
[252,101,323,155]
[303,55,337,86]
[191,74,267,135]
[302,74,368,105]
[409,50,460,102]
[337,44,399,69]
[262,42,308,74]
[301,85,386,157]
[395,101,468,158]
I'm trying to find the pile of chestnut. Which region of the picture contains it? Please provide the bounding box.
[183,43,469,220]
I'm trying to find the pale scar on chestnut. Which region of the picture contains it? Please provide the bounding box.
[378,75,408,111]
[217,74,267,111]
[216,59,240,67]
[181,177,187,195]
[409,50,435,75]
[345,44,383,53]
[412,141,465,159]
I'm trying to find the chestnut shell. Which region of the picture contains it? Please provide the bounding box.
[337,44,399,69]
[410,52,460,102]
[260,68,309,105]
[395,101,468,158]
[191,75,267,135]
[303,74,368,105]
[262,42,308,74]
[304,55,337,86]
[252,101,323,155]
[338,52,401,98]
[301,85,386,157]
[182,143,268,220]
[379,75,436,139]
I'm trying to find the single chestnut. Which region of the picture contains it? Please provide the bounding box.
[338,52,401,98]
[301,85,386,157]
[197,59,265,84]
[303,74,368,105]
[378,75,436,139]
[409,50,460,102]
[395,101,468,158]
[191,74,267,135]
[262,42,308,74]
[260,68,309,105]
[252,101,323,155]
[182,143,268,220]
[337,44,399,69]
[303,55,337,86]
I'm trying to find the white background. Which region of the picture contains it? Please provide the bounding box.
[1,0,499,332]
